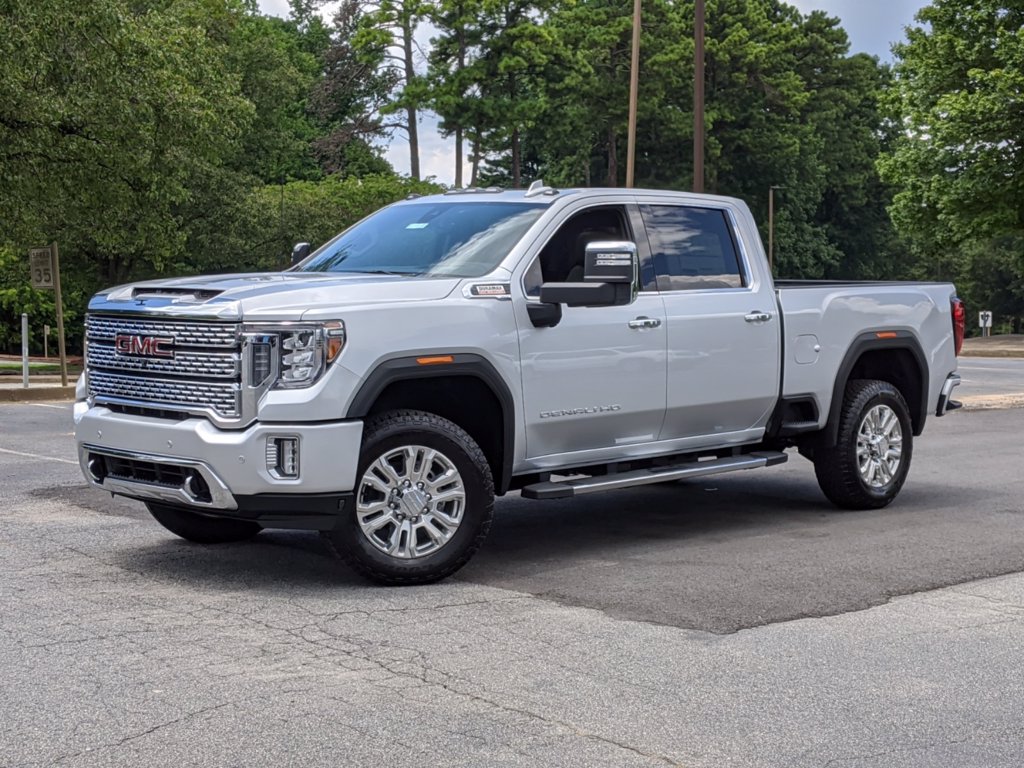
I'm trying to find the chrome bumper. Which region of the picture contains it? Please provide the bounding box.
[79,445,238,510]
[936,372,962,416]
[75,406,363,510]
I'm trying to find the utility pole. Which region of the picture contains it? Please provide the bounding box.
[693,0,705,193]
[768,185,782,272]
[625,0,642,187]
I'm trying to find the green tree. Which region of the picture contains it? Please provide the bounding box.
[881,0,1024,251]
[0,0,253,286]
[459,0,565,188]
[311,0,398,176]
[424,0,483,186]
[879,0,1024,327]
[355,0,428,179]
[226,12,325,183]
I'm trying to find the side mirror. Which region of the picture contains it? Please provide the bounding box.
[291,242,311,266]
[538,241,639,308]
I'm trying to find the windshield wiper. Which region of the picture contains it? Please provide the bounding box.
[347,269,422,277]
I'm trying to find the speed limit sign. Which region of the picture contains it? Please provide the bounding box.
[29,246,55,289]
[26,243,69,386]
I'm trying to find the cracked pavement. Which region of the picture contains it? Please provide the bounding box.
[3,398,1024,767]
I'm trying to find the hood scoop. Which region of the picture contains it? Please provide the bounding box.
[131,286,223,302]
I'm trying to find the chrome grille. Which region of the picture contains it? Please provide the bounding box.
[86,316,238,348]
[85,314,242,420]
[87,343,239,379]
[87,371,240,417]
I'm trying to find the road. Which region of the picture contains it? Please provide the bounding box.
[958,357,1024,404]
[2,365,1024,767]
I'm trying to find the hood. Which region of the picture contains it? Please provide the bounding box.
[89,272,462,321]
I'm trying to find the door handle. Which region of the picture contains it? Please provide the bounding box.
[628,316,662,329]
[744,311,773,323]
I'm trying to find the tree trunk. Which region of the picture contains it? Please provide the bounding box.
[455,127,463,188]
[511,126,521,188]
[607,125,617,187]
[403,15,419,180]
[470,135,480,186]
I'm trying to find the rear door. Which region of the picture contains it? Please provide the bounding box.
[640,202,780,445]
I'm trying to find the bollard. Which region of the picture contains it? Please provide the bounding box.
[21,313,29,388]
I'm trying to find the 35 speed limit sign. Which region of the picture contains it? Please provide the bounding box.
[29,247,55,289]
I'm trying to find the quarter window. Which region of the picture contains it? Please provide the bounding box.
[641,205,745,291]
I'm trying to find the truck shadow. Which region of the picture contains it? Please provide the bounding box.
[466,473,978,570]
[112,530,368,590]
[108,468,986,610]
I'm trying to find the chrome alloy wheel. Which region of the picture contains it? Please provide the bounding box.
[856,404,903,488]
[355,445,466,559]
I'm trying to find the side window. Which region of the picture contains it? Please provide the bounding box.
[524,207,629,297]
[641,205,746,291]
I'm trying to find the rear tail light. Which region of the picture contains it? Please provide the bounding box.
[951,297,965,356]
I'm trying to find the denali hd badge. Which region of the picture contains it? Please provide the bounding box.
[114,334,175,358]
[540,405,621,418]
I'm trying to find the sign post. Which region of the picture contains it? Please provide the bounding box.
[21,313,29,388]
[979,310,993,338]
[28,244,68,386]
[51,243,68,386]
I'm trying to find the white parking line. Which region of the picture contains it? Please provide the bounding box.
[0,447,78,465]
[28,403,73,410]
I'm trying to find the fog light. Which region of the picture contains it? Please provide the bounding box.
[86,455,106,482]
[266,436,300,479]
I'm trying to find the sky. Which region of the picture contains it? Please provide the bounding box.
[257,0,930,184]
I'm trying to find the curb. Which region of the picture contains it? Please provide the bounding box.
[960,350,1024,359]
[0,386,76,403]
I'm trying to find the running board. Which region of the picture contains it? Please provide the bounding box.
[520,451,788,500]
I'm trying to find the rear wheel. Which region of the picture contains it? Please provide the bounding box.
[146,503,261,544]
[813,379,913,510]
[324,410,494,585]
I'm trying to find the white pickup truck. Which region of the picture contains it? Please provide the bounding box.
[74,184,965,584]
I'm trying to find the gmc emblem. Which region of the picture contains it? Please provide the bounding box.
[114,334,175,358]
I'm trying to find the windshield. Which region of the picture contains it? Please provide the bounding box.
[297,201,547,277]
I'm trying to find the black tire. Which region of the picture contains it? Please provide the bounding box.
[813,379,913,510]
[324,409,494,585]
[146,503,261,544]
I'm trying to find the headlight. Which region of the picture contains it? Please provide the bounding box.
[244,321,345,390]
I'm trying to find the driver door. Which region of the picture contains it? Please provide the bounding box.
[514,204,667,463]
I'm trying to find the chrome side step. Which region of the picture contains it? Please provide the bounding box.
[520,451,788,500]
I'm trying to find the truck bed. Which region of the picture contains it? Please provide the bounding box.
[775,280,958,430]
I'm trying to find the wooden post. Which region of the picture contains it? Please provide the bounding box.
[21,313,29,388]
[693,0,705,193]
[52,242,68,386]
[625,0,642,188]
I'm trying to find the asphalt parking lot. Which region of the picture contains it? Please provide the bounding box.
[3,361,1024,767]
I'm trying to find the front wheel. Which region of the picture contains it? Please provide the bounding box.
[813,379,914,510]
[323,410,495,585]
[146,503,261,544]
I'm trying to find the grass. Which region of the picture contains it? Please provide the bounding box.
[0,361,82,374]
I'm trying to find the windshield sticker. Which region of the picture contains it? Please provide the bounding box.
[405,222,429,229]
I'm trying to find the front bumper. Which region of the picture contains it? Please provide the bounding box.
[75,406,363,529]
